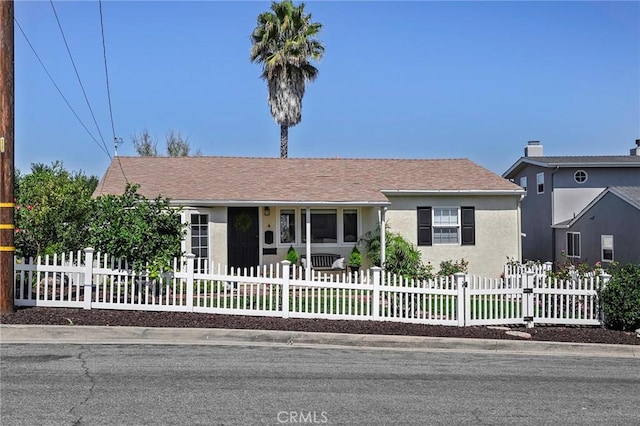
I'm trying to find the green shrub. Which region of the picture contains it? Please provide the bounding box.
[285,246,299,264]
[348,246,362,267]
[361,225,433,281]
[599,263,640,331]
[438,259,469,276]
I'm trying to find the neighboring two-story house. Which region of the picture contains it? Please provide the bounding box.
[503,140,640,265]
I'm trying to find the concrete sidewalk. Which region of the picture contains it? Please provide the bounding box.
[1,324,638,358]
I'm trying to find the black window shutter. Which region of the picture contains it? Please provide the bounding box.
[461,207,475,246]
[417,207,432,246]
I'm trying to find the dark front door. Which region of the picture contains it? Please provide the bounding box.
[227,207,259,269]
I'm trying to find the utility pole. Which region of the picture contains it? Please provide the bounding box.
[0,0,15,314]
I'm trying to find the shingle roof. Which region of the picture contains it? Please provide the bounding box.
[503,155,640,178]
[525,156,640,166]
[95,156,522,205]
[610,186,640,208]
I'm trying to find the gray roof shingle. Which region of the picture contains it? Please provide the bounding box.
[504,155,640,178]
[525,156,640,166]
[610,186,640,207]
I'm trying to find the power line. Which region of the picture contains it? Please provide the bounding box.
[98,0,128,184]
[98,0,116,149]
[14,17,111,159]
[49,0,111,160]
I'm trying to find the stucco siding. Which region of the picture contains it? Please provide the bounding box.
[210,207,228,266]
[385,195,521,277]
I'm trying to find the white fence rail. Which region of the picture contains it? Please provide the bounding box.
[13,249,610,327]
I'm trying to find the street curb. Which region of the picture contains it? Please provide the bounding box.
[1,324,638,358]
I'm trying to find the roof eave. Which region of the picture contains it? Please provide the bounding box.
[503,158,640,177]
[171,200,391,207]
[381,189,525,196]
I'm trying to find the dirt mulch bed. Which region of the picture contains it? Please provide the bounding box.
[1,307,638,345]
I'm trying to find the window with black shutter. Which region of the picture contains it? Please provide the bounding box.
[417,207,432,246]
[461,207,475,245]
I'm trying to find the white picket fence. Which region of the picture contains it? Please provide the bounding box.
[13,249,610,327]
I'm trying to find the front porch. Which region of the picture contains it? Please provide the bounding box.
[185,204,389,277]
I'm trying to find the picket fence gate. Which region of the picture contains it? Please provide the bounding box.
[13,249,610,328]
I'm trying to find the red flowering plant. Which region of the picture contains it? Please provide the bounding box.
[547,249,602,282]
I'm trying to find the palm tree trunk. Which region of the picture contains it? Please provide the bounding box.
[280,125,288,158]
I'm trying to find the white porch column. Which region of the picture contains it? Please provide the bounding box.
[305,207,311,280]
[379,207,386,268]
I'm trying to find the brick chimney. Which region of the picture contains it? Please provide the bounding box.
[524,140,543,157]
[630,139,640,156]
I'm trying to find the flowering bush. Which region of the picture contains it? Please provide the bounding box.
[438,259,469,276]
[547,250,602,281]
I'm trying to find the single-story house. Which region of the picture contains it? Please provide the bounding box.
[95,156,524,277]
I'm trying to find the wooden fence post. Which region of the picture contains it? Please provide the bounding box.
[82,248,94,310]
[281,260,290,318]
[371,267,381,321]
[185,254,195,312]
[454,273,467,327]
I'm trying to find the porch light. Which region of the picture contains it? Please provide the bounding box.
[264,206,270,216]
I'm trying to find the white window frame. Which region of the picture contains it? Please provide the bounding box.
[302,208,339,244]
[520,176,527,195]
[536,172,544,194]
[342,208,359,243]
[187,211,210,273]
[433,207,460,245]
[278,208,297,245]
[276,207,360,247]
[566,232,580,258]
[601,235,614,263]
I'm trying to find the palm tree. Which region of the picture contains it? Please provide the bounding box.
[250,0,324,158]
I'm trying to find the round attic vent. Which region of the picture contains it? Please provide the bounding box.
[574,170,588,184]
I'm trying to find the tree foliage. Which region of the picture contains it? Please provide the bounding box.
[14,162,98,258]
[250,0,324,158]
[89,184,187,278]
[132,129,200,157]
[131,128,158,156]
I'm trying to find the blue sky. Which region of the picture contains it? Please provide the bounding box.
[14,0,640,178]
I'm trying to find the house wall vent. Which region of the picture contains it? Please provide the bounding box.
[524,141,543,157]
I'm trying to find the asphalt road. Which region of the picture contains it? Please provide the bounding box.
[1,343,639,425]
